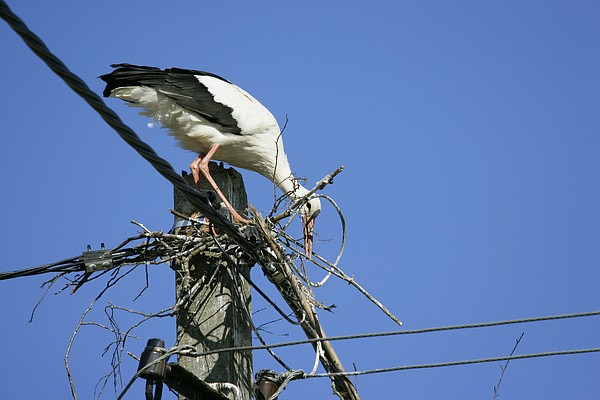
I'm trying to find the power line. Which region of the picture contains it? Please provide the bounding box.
[165,344,600,390]
[0,236,174,281]
[179,310,600,358]
[0,0,254,257]
[0,256,82,280]
[305,347,600,378]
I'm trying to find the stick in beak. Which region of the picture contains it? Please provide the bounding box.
[302,214,316,259]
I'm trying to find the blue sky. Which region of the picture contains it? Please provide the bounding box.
[1,1,599,399]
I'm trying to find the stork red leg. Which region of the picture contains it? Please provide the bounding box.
[190,144,249,224]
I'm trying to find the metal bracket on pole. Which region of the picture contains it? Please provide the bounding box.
[82,243,114,273]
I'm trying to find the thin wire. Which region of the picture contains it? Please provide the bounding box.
[281,194,347,288]
[306,347,600,378]
[171,310,600,358]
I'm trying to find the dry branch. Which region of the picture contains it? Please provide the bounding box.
[493,332,525,399]
[12,161,405,400]
[252,206,361,400]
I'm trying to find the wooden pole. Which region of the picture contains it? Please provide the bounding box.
[173,162,253,400]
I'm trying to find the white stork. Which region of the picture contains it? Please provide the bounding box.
[100,64,321,255]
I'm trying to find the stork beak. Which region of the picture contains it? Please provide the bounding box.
[302,215,316,259]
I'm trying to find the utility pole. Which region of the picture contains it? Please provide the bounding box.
[172,163,359,400]
[173,163,253,400]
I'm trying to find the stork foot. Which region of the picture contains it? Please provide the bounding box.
[190,149,249,224]
[190,154,205,189]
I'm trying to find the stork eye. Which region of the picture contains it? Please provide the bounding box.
[306,202,311,210]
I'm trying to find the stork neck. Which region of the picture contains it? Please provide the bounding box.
[266,147,309,200]
[275,168,310,200]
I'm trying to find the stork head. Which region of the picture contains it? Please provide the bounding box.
[301,196,321,258]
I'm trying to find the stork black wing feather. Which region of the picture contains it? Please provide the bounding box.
[100,64,241,134]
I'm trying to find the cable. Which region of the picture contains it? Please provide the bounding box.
[305,347,600,378]
[144,345,600,390]
[173,310,600,358]
[250,348,600,388]
[0,0,256,258]
[0,238,167,281]
[0,256,83,280]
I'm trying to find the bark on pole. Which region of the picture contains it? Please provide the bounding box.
[174,162,252,400]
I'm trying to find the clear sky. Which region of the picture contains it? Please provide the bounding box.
[1,1,599,399]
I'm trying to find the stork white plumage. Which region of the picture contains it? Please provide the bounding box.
[100,64,320,255]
